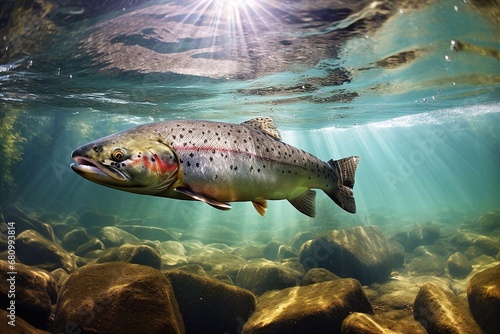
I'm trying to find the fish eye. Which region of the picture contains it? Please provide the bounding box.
[111,148,127,161]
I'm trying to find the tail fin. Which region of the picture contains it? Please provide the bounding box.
[326,156,359,213]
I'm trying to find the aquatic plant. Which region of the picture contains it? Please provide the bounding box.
[0,111,26,202]
[0,0,57,63]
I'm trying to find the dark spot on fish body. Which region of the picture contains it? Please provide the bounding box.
[189,153,194,158]
[196,163,200,167]
[151,157,156,162]
[187,161,191,166]
[209,157,213,161]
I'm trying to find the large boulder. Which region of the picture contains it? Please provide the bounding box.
[16,230,76,272]
[0,261,57,329]
[413,282,482,333]
[236,259,304,295]
[54,262,184,334]
[242,278,373,333]
[467,264,500,334]
[299,226,392,285]
[165,270,256,334]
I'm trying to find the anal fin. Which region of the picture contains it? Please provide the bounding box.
[175,187,231,211]
[288,190,316,218]
[252,200,268,216]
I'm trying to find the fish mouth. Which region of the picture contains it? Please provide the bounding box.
[71,156,128,182]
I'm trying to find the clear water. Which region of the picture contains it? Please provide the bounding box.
[1,1,499,237]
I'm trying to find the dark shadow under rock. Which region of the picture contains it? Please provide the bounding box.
[165,270,255,334]
[242,278,373,334]
[54,262,185,334]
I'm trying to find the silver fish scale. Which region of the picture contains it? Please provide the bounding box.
[143,120,338,202]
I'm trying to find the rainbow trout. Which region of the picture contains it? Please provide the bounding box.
[70,117,359,217]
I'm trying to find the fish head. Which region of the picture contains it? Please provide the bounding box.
[70,129,179,195]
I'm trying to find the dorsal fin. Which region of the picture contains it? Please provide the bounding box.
[241,117,281,140]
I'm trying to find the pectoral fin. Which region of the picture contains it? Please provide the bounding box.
[175,187,232,211]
